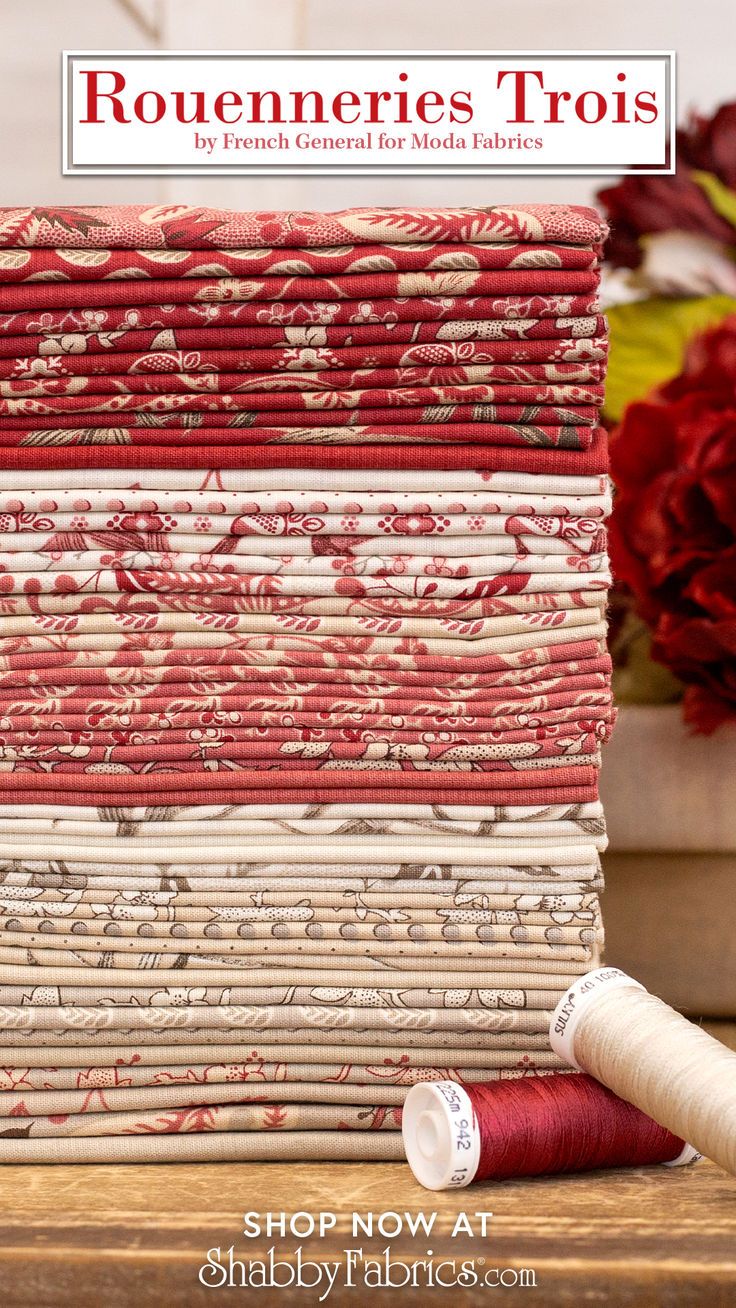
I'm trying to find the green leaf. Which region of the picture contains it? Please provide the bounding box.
[691,169,736,229]
[610,613,684,706]
[604,293,736,422]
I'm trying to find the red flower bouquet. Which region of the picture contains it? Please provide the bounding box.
[610,316,736,731]
[599,103,736,269]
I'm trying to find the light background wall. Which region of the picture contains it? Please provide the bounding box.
[0,0,732,207]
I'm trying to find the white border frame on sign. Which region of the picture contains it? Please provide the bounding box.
[61,49,676,176]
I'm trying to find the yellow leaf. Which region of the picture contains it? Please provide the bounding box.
[604,293,736,422]
[691,170,736,229]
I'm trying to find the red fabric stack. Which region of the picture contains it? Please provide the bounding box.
[0,204,612,1163]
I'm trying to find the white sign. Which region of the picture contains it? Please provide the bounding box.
[63,51,675,176]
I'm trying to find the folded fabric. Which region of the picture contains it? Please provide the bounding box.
[0,203,607,248]
[0,1101,407,1138]
[0,673,611,708]
[1,785,601,807]
[0,485,609,515]
[0,649,611,680]
[1,358,606,393]
[0,1005,570,1039]
[3,587,609,634]
[0,795,605,820]
[0,837,602,861]
[0,1134,407,1163]
[0,556,610,598]
[0,201,611,1164]
[0,693,612,724]
[0,268,601,313]
[0,638,609,676]
[0,238,601,281]
[0,293,601,338]
[1,408,600,431]
[0,341,607,379]
[0,464,610,494]
[2,431,601,459]
[0,1035,574,1066]
[0,386,605,425]
[0,882,596,912]
[0,1081,413,1115]
[0,959,599,986]
[0,977,578,1010]
[0,435,609,472]
[0,644,611,683]
[17,593,607,627]
[0,316,608,358]
[0,541,605,573]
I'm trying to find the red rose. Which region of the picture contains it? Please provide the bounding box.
[610,315,736,730]
[683,102,736,189]
[598,100,736,268]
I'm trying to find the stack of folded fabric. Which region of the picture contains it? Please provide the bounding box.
[0,203,611,1163]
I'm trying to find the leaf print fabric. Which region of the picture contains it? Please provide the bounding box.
[0,203,607,249]
[0,205,613,1160]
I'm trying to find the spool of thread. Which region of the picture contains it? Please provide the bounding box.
[402,1074,694,1190]
[550,966,736,1176]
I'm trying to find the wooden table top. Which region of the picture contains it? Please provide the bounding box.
[1,1021,734,1307]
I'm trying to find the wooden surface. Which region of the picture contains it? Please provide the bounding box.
[1,1023,734,1308]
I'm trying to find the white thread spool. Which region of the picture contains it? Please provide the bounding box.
[550,967,735,1174]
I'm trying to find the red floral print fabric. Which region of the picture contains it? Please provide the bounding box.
[0,203,607,249]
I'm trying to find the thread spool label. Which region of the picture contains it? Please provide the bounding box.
[402,1080,481,1190]
[549,967,645,1070]
[433,1081,479,1189]
[664,1142,703,1168]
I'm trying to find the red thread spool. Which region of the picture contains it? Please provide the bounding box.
[402,1075,697,1190]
